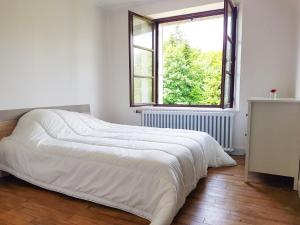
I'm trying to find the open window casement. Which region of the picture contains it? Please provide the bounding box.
[129,0,237,108]
[129,11,156,107]
[221,0,237,108]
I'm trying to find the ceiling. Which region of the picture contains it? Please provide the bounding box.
[97,0,154,8]
[97,0,241,9]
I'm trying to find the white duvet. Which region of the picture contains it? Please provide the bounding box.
[0,109,236,225]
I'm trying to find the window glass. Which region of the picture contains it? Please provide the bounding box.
[134,78,153,104]
[133,16,153,49]
[224,74,231,106]
[134,48,153,77]
[227,4,233,39]
[226,41,232,73]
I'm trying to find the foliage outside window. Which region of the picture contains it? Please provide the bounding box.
[162,27,222,106]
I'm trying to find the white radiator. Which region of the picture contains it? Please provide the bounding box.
[141,110,235,151]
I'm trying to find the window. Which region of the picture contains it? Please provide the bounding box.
[129,12,156,106]
[129,0,237,108]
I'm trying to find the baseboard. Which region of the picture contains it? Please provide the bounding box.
[230,148,245,156]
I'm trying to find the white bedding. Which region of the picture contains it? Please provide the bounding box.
[0,109,236,225]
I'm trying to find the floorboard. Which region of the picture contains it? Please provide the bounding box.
[0,156,299,225]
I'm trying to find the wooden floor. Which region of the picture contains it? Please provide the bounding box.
[0,156,299,225]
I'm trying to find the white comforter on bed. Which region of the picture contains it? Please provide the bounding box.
[0,109,236,225]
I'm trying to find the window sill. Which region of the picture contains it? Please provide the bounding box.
[132,106,237,114]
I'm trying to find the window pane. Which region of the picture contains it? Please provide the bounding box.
[224,74,231,105]
[227,4,233,38]
[134,48,153,77]
[226,40,232,72]
[129,12,155,106]
[134,78,153,104]
[226,62,232,73]
[133,16,153,49]
[226,40,232,60]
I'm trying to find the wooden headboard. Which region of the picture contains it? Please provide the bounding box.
[0,104,90,140]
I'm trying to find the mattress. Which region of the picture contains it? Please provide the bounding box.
[0,109,236,225]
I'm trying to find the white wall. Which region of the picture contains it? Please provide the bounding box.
[0,0,107,118]
[235,0,299,150]
[295,0,300,98]
[103,0,300,152]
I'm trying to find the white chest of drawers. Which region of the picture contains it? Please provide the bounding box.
[245,98,300,190]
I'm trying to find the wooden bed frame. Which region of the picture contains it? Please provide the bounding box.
[0,105,90,140]
[0,120,18,141]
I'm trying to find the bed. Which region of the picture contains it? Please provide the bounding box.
[0,106,236,225]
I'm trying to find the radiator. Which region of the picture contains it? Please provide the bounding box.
[141,110,235,151]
